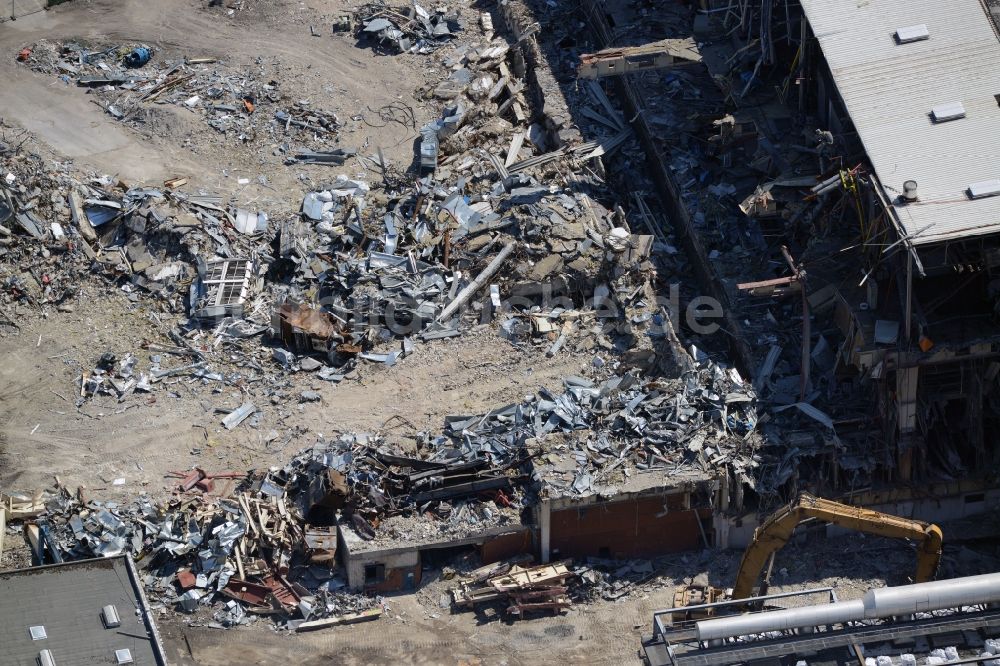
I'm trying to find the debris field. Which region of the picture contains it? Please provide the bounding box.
[4,0,1000,665]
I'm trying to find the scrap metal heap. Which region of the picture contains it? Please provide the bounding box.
[0,0,799,634]
[523,0,887,504]
[2,0,688,403]
[0,88,668,406]
[6,342,762,626]
[13,474,382,630]
[357,2,462,54]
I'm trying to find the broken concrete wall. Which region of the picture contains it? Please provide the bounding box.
[717,482,1000,551]
[842,482,1000,529]
[369,561,422,594]
[340,523,535,592]
[495,0,581,148]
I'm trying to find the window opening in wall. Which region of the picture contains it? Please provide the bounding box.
[364,563,385,585]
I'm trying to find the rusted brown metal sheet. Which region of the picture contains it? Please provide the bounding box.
[272,300,345,353]
[549,495,709,559]
[222,579,271,607]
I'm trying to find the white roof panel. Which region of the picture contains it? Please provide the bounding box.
[800,0,1000,245]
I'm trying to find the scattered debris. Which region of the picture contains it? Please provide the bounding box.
[357,3,461,54]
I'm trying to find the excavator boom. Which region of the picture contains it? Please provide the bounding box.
[730,493,943,600]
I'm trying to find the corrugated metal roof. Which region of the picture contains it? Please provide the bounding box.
[800,0,1000,246]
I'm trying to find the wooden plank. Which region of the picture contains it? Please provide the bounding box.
[490,561,571,591]
[505,132,526,168]
[5,496,46,520]
[24,523,43,565]
[69,190,98,242]
[736,275,799,290]
[234,541,246,580]
[239,494,259,537]
[512,100,527,123]
[257,504,269,536]
[295,608,382,631]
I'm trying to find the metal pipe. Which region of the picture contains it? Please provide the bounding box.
[654,586,835,617]
[652,587,835,641]
[696,573,1000,642]
[437,242,515,322]
[863,572,1000,617]
[696,599,865,641]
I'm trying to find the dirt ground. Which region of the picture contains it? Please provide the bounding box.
[0,0,587,493]
[5,2,990,665]
[0,0,432,199]
[160,528,1000,665]
[0,1,642,662]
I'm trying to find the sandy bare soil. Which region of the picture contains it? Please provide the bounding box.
[0,1,630,662]
[0,291,586,496]
[0,0,431,188]
[0,0,506,492]
[163,529,1000,665]
[8,2,989,665]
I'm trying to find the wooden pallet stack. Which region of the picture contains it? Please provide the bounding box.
[451,560,573,618]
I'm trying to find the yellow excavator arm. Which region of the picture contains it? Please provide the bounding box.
[730,493,943,600]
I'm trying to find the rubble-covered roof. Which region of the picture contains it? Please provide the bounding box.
[340,520,527,556]
[800,0,1000,246]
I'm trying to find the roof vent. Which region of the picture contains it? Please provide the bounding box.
[931,102,966,122]
[969,180,1000,199]
[102,605,121,629]
[115,649,134,665]
[29,625,47,641]
[39,650,57,666]
[902,180,919,203]
[896,24,930,43]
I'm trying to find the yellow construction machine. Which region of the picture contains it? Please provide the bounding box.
[673,492,943,619]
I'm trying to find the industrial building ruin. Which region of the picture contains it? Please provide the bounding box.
[3,0,1000,663]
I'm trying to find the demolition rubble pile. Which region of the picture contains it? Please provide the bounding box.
[570,557,662,602]
[1,58,667,406]
[0,0,789,629]
[0,138,663,400]
[284,356,762,550]
[17,40,341,152]
[294,359,761,543]
[6,346,763,626]
[11,473,381,630]
[524,354,760,496]
[3,0,682,404]
[356,2,462,54]
[373,352,762,504]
